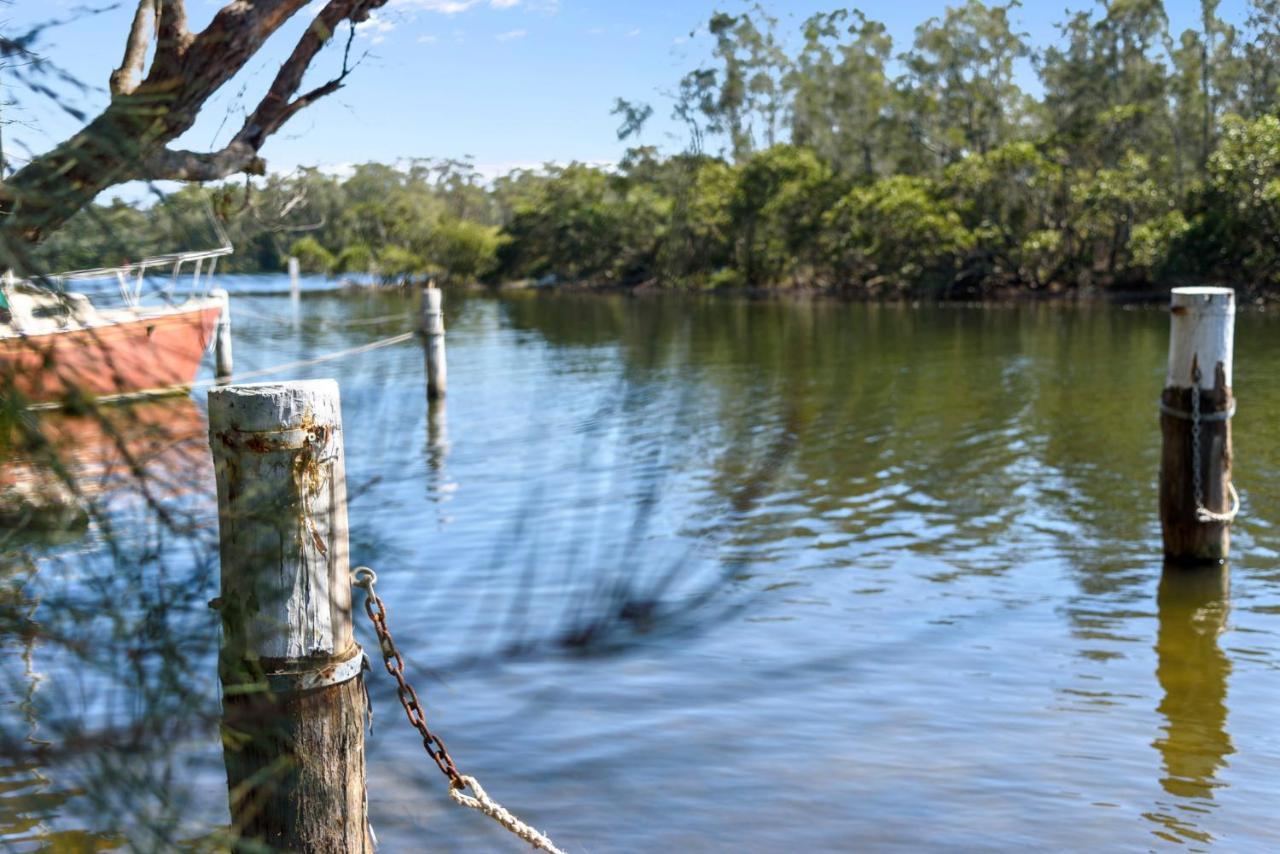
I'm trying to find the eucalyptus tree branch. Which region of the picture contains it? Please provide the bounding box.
[0,0,388,246]
[109,1,155,96]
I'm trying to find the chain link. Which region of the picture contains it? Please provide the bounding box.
[1190,364,1204,511]
[352,567,465,789]
[353,566,569,853]
[1187,365,1239,525]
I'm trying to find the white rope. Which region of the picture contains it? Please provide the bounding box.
[229,305,413,328]
[192,331,416,388]
[449,775,566,854]
[1196,481,1241,524]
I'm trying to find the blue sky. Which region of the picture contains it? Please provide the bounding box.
[5,0,1257,186]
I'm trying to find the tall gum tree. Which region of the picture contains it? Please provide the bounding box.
[0,0,391,260]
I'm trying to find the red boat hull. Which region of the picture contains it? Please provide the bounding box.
[0,303,221,402]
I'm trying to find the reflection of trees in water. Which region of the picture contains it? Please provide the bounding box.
[497,295,1175,581]
[1145,564,1233,846]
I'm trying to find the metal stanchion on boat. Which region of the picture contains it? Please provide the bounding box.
[208,380,371,852]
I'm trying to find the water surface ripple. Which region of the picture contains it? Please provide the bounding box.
[2,286,1278,851]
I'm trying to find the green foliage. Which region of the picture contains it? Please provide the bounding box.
[1202,113,1280,284]
[944,142,1070,287]
[824,175,973,292]
[375,245,429,282]
[288,236,335,274]
[332,244,376,276]
[431,218,506,283]
[730,145,835,286]
[33,2,1280,298]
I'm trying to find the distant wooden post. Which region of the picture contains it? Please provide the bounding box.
[208,380,371,853]
[422,284,447,399]
[211,288,233,383]
[1159,287,1237,564]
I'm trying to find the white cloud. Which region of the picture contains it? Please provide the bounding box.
[388,0,525,12]
[625,28,641,38]
[473,159,617,183]
[389,0,477,13]
[495,29,527,41]
[417,34,439,43]
[356,12,396,44]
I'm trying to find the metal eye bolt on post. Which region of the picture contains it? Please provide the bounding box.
[1158,286,1240,564]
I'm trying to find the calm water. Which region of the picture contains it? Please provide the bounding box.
[2,281,1279,851]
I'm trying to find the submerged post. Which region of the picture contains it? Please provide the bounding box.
[208,380,370,853]
[421,284,447,399]
[211,288,233,383]
[1159,287,1237,563]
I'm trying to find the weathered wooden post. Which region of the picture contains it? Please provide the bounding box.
[1159,287,1237,563]
[208,379,370,853]
[288,256,302,302]
[421,284,447,399]
[211,288,233,383]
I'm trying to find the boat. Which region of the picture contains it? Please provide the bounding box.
[0,228,232,404]
[0,394,211,533]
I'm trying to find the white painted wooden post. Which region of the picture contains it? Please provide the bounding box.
[1159,287,1236,563]
[422,285,447,399]
[211,288,233,383]
[288,256,301,303]
[208,379,370,852]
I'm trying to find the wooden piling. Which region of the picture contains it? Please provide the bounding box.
[211,288,233,383]
[288,256,301,302]
[208,379,370,853]
[1159,287,1236,564]
[422,285,447,399]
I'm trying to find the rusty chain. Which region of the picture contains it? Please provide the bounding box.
[351,567,465,790]
[351,566,567,852]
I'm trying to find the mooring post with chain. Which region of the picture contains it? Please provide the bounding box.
[208,379,371,853]
[422,284,447,399]
[1159,287,1238,563]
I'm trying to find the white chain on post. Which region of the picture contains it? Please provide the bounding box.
[1189,365,1240,525]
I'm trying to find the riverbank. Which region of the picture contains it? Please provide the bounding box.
[468,275,1279,308]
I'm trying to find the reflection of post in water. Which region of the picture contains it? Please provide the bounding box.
[426,397,450,472]
[1154,563,1233,802]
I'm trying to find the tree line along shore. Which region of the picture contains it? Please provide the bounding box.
[34,2,1280,300]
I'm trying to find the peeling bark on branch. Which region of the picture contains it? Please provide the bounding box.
[143,143,267,181]
[155,0,192,62]
[109,1,155,96]
[0,0,389,247]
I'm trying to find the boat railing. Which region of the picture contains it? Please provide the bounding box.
[43,209,234,306]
